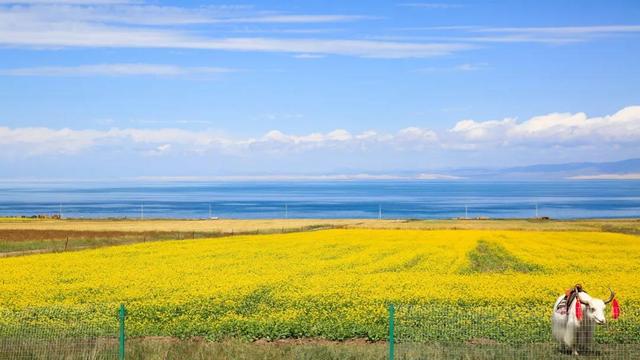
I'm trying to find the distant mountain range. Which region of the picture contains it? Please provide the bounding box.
[445,158,640,180]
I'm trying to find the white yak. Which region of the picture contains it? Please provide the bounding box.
[551,285,616,356]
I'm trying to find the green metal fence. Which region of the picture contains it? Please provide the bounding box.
[118,304,126,360]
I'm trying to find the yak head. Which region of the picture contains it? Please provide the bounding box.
[579,288,616,325]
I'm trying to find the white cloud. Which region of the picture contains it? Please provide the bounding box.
[327,129,352,141]
[396,127,438,142]
[0,28,471,58]
[0,2,472,58]
[227,15,371,24]
[0,64,236,76]
[392,24,640,45]
[0,127,233,155]
[252,129,354,152]
[450,118,516,142]
[0,3,369,26]
[477,25,640,35]
[0,127,105,154]
[250,127,438,153]
[1,106,638,158]
[0,126,440,157]
[466,25,640,44]
[449,106,640,146]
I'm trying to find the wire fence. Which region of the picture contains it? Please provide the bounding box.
[1,303,639,359]
[0,306,122,360]
[390,303,640,359]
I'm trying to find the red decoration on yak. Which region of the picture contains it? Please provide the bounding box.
[612,298,620,319]
[575,298,583,320]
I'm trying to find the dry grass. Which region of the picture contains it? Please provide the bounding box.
[3,336,638,359]
[0,218,637,232]
[0,218,637,256]
[0,218,367,232]
[0,229,229,254]
[361,218,640,232]
[0,229,177,242]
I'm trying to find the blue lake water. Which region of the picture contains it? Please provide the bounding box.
[0,180,638,219]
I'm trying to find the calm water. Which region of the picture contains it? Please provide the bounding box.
[0,181,638,219]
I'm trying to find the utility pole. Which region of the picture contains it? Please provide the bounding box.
[378,204,382,220]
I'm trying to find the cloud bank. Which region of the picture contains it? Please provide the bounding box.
[449,106,640,146]
[1,106,638,158]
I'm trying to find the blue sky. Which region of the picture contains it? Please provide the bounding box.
[0,0,639,178]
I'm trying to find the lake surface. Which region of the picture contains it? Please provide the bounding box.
[0,180,638,219]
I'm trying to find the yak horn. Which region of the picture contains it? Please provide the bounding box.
[604,287,616,304]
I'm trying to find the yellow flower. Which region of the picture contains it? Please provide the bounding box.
[0,229,637,341]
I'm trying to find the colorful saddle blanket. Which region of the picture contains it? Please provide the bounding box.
[555,284,585,315]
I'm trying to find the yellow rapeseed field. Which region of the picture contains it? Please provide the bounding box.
[0,229,638,342]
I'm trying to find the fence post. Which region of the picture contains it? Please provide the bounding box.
[389,303,395,360]
[119,303,126,360]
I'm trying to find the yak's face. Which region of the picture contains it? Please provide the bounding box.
[587,299,607,324]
